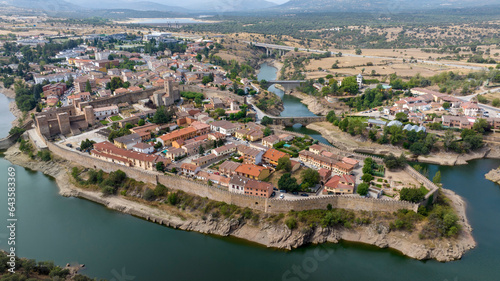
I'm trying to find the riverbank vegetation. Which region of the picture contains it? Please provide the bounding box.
[390,190,461,239]
[0,251,98,281]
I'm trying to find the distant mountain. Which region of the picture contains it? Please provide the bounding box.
[1,0,79,12]
[274,0,500,12]
[179,0,277,12]
[70,0,188,12]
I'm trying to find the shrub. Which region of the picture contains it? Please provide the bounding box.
[285,217,297,230]
[143,189,156,201]
[167,192,179,205]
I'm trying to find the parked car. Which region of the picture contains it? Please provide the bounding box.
[279,190,287,193]
[66,143,73,148]
[279,194,285,199]
[271,192,276,197]
[292,191,299,195]
[300,193,309,197]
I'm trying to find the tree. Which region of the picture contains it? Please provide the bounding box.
[156,161,165,172]
[442,102,450,109]
[85,80,92,92]
[361,174,374,183]
[199,145,205,155]
[202,75,213,85]
[355,48,362,55]
[443,130,455,150]
[301,168,320,188]
[340,76,359,95]
[261,116,273,126]
[395,112,408,122]
[433,171,441,184]
[153,106,172,124]
[263,127,272,137]
[357,183,369,196]
[473,118,490,134]
[108,54,114,60]
[138,119,145,126]
[80,139,95,151]
[278,173,300,192]
[326,110,337,123]
[493,98,500,107]
[400,187,424,203]
[384,153,407,170]
[276,156,292,172]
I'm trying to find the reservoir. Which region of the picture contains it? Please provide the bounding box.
[1,74,500,280]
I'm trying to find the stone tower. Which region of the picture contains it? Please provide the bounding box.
[57,112,71,135]
[165,80,180,102]
[36,115,50,138]
[84,106,95,126]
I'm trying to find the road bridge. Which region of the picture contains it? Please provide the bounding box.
[267,80,307,92]
[271,116,327,127]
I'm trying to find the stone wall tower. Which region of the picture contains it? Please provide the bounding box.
[84,106,95,126]
[36,115,50,138]
[57,112,71,135]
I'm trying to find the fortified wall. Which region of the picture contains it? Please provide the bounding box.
[44,140,419,214]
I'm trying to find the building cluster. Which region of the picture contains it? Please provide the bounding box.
[379,87,500,130]
[30,32,232,111]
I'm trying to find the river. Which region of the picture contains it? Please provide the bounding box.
[1,72,500,280]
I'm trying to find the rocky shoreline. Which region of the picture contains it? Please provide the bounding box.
[1,89,25,128]
[485,167,500,185]
[3,144,475,262]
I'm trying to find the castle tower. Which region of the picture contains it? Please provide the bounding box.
[36,115,50,138]
[165,80,180,101]
[84,106,95,126]
[57,112,71,135]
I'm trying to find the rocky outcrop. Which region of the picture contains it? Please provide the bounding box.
[485,167,500,184]
[3,145,474,262]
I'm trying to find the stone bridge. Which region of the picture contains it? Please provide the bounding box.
[272,116,327,127]
[267,80,307,92]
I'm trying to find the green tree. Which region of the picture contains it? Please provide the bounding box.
[278,173,300,192]
[395,112,408,122]
[263,127,272,137]
[276,156,292,172]
[400,188,425,203]
[472,118,490,134]
[156,161,165,172]
[138,119,145,126]
[153,106,172,124]
[261,116,273,126]
[199,145,205,155]
[357,182,369,196]
[340,76,359,95]
[355,48,362,55]
[301,168,320,188]
[326,110,337,123]
[80,139,95,151]
[442,102,450,109]
[433,171,441,184]
[85,80,92,92]
[361,174,374,183]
